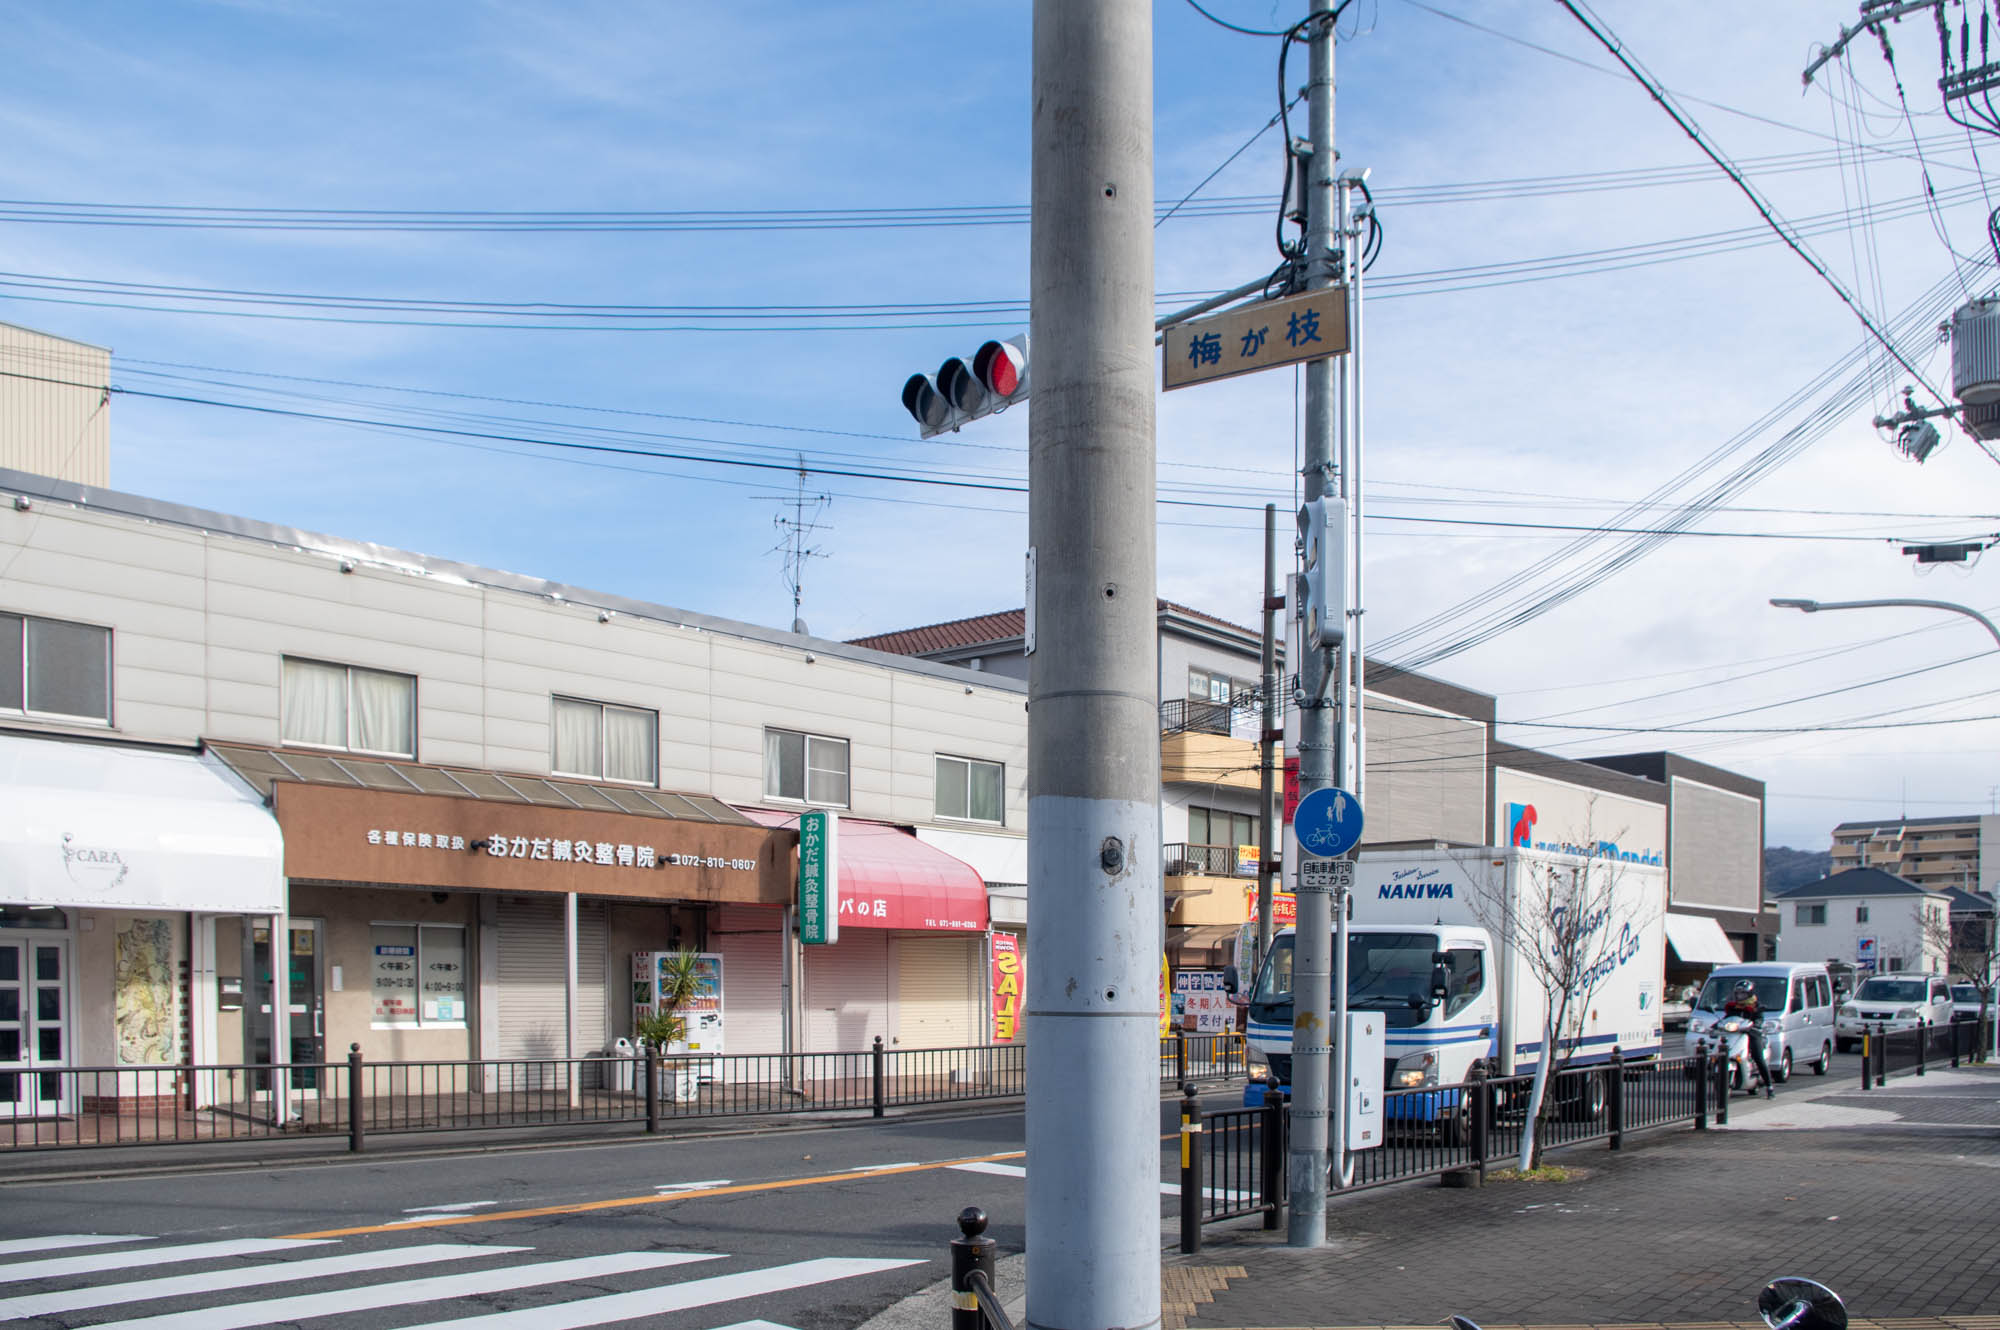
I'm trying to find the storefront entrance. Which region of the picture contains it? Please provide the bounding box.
[245,919,325,1091]
[0,930,69,1119]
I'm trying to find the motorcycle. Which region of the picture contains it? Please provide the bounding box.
[1711,1013,1776,1098]
[1454,1278,1846,1330]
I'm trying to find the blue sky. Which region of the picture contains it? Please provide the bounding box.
[5,1,1999,853]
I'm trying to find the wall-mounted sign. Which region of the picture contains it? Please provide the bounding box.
[363,826,756,872]
[799,809,840,945]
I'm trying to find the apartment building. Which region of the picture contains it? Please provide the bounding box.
[1829,813,2000,895]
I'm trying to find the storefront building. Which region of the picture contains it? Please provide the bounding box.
[207,742,791,1068]
[0,731,284,1116]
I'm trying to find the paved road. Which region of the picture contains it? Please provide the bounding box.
[0,1095,1226,1330]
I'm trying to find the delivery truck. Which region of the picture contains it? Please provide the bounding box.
[1242,845,1666,1128]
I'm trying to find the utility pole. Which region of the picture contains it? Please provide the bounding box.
[1026,4,1160,1329]
[1288,0,1338,1249]
[1257,503,1280,970]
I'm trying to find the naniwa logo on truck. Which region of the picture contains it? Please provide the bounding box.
[1245,845,1664,1128]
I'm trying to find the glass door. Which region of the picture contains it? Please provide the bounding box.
[245,921,325,1095]
[0,939,70,1119]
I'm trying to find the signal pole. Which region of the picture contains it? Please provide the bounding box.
[1288,0,1338,1249]
[1026,4,1161,1330]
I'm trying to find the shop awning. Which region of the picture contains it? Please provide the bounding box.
[0,733,284,914]
[1665,911,1740,965]
[1168,924,1241,954]
[742,810,988,931]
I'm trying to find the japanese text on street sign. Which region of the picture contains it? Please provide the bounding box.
[1163,286,1350,391]
[799,809,840,945]
[1300,858,1355,892]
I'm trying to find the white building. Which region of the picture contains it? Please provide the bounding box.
[1772,868,1951,976]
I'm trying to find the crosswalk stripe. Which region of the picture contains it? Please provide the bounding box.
[712,1321,803,1330]
[950,1161,1247,1202]
[82,1250,722,1330]
[0,1242,524,1320]
[0,1235,146,1257]
[393,1257,925,1330]
[0,1238,330,1285]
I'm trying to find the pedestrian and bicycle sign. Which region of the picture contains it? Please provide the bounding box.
[1294,786,1363,858]
[1162,286,1350,391]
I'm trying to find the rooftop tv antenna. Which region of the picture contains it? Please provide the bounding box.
[762,456,831,635]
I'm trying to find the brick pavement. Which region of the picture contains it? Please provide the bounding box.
[1173,1069,2000,1329]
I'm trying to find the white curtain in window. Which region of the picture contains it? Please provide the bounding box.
[351,667,414,756]
[765,730,802,799]
[554,698,602,776]
[968,760,1003,823]
[805,736,849,806]
[282,659,347,748]
[602,705,655,784]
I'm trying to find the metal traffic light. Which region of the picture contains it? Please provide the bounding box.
[1295,496,1347,650]
[900,334,1029,438]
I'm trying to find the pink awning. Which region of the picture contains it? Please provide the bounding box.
[740,809,990,931]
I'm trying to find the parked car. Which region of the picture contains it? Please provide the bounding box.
[1835,973,1954,1050]
[1950,982,1990,1023]
[1683,962,1836,1081]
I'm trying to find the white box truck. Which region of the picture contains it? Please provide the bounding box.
[1242,845,1666,1129]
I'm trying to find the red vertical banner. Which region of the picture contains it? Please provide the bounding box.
[1283,755,1300,824]
[990,931,1023,1042]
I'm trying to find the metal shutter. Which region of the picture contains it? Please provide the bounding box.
[895,935,979,1049]
[804,930,889,1053]
[714,904,784,1056]
[496,897,608,1060]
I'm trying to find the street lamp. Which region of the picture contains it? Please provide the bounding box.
[1767,596,2000,650]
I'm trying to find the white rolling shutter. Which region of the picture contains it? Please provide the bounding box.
[714,904,784,1056]
[895,935,979,1049]
[804,930,889,1053]
[496,898,608,1063]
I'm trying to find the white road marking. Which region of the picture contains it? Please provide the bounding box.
[0,1238,330,1284]
[655,1179,734,1193]
[712,1322,802,1330]
[949,1162,1027,1179]
[0,1235,146,1257]
[853,1162,920,1171]
[82,1251,722,1330]
[394,1257,924,1330]
[0,1243,522,1319]
[406,1202,501,1213]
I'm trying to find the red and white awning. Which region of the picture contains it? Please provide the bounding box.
[741,809,989,931]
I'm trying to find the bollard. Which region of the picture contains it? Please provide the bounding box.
[1179,1083,1203,1255]
[1875,1023,1887,1088]
[1693,1038,1708,1130]
[1260,1089,1287,1230]
[1470,1067,1490,1182]
[1917,1020,1927,1076]
[645,1042,660,1134]
[1860,1029,1871,1091]
[950,1207,997,1330]
[347,1044,365,1154]
[1713,1047,1728,1127]
[1176,1032,1188,1087]
[1953,1019,1962,1069]
[872,1036,886,1118]
[1606,1045,1624,1151]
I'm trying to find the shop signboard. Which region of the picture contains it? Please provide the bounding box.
[799,809,839,945]
[990,932,1023,1042]
[1173,969,1232,1033]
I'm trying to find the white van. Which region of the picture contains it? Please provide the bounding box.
[1682,962,1837,1081]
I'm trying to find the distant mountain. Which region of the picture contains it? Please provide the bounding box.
[1765,845,1832,897]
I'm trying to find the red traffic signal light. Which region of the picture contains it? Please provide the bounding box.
[898,334,1029,438]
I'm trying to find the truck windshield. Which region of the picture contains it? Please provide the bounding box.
[1251,932,1446,1027]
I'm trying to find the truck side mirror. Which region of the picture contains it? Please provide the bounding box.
[1430,963,1450,1001]
[1223,967,1240,996]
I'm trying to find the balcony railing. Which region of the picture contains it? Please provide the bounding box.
[1160,698,1235,736]
[1164,842,1246,877]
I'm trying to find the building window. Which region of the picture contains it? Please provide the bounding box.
[1,612,110,724]
[1795,903,1826,926]
[282,658,415,757]
[936,755,1004,824]
[370,923,467,1028]
[764,728,849,806]
[552,697,657,785]
[1188,669,1256,707]
[1856,905,1869,924]
[1189,805,1259,851]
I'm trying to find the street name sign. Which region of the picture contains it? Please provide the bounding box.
[1162,286,1350,391]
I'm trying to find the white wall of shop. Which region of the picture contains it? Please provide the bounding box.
[0,490,1028,837]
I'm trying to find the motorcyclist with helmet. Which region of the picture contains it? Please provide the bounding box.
[1724,978,1775,1098]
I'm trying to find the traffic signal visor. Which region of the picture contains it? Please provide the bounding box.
[899,334,1029,438]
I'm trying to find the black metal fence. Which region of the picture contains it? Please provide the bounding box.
[1162,842,1241,877]
[1861,1016,1991,1088]
[2,1033,1241,1153]
[1159,698,1236,736]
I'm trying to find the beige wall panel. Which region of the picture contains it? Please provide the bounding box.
[203,709,280,746]
[205,677,279,722]
[204,644,278,686]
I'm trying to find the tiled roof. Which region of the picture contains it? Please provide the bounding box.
[850,599,1257,658]
[848,609,1026,657]
[1772,867,1934,899]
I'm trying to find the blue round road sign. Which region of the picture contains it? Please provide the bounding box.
[1294,786,1364,858]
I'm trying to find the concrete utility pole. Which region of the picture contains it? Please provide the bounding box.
[1026,4,1161,1330]
[1258,503,1280,970]
[1288,0,1338,1250]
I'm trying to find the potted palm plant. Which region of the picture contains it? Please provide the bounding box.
[634,951,705,1103]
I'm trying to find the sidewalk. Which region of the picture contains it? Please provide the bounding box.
[1169,1064,2000,1329]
